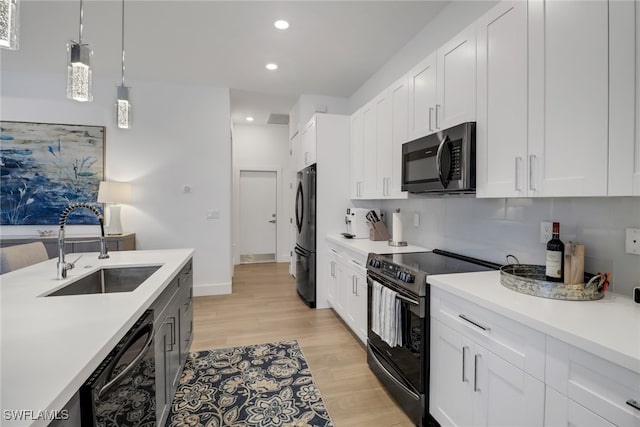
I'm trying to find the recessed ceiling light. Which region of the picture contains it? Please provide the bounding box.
[266,63,278,71]
[246,116,254,122]
[274,20,289,30]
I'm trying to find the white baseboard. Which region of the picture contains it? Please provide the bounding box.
[194,281,232,297]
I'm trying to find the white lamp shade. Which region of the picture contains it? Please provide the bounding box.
[98,181,132,204]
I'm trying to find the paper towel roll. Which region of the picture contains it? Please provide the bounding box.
[392,212,404,243]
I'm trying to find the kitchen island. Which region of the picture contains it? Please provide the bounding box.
[0,249,194,427]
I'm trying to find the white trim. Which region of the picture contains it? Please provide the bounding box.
[193,281,232,296]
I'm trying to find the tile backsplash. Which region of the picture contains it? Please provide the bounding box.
[361,197,640,298]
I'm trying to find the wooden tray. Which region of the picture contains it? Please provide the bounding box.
[499,264,604,301]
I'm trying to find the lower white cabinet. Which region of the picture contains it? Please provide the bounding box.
[545,386,616,427]
[430,319,545,427]
[325,242,367,344]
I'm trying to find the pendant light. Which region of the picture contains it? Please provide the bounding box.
[0,0,19,50]
[115,0,131,129]
[66,0,93,102]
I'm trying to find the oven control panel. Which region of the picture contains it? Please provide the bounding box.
[368,258,415,283]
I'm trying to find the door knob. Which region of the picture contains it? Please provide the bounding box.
[269,219,276,223]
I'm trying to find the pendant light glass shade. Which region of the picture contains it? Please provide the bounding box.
[67,42,93,102]
[115,0,131,129]
[116,85,131,129]
[67,0,93,102]
[0,0,19,50]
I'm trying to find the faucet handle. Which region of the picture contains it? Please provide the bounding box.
[69,255,82,268]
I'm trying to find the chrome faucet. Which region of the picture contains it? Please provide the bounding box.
[57,203,109,279]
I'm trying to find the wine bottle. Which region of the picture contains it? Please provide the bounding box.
[545,222,564,282]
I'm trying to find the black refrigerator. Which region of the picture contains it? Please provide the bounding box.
[294,164,317,308]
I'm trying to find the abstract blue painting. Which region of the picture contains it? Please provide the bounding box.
[0,121,105,225]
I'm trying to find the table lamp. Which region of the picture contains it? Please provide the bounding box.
[97,181,132,235]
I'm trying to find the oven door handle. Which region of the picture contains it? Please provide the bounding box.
[368,346,420,401]
[395,293,419,306]
[98,323,154,399]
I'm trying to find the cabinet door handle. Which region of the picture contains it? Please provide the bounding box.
[529,155,537,191]
[458,314,491,332]
[627,399,640,412]
[473,354,480,392]
[352,276,356,294]
[165,317,176,352]
[435,104,441,129]
[462,346,469,383]
[515,157,522,192]
[330,261,335,278]
[428,107,434,132]
[304,152,309,165]
[354,277,359,296]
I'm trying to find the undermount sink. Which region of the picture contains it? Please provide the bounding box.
[46,265,162,297]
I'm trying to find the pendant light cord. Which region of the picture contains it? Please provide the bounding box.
[121,0,126,86]
[78,0,83,44]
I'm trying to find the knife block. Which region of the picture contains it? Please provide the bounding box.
[369,221,390,241]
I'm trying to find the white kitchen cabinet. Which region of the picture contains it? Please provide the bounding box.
[407,52,437,141]
[430,319,545,427]
[607,0,637,196]
[436,23,477,130]
[351,78,408,200]
[345,259,367,344]
[545,386,617,427]
[324,240,367,344]
[545,336,640,427]
[350,110,364,198]
[528,0,609,196]
[300,116,317,170]
[407,23,476,142]
[389,76,409,198]
[475,0,528,198]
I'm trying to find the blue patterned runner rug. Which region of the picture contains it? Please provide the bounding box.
[166,340,334,427]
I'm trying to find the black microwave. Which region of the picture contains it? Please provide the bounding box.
[401,122,476,194]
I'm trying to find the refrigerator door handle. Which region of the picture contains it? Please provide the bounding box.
[295,180,304,233]
[294,246,308,257]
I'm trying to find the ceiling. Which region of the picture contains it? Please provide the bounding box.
[2,1,449,125]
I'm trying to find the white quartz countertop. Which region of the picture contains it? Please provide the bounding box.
[428,271,640,375]
[326,234,430,257]
[0,249,194,426]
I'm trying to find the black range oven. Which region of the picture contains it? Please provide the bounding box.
[366,250,499,427]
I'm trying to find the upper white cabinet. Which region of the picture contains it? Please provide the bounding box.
[351,81,408,200]
[478,0,638,198]
[389,76,409,197]
[407,24,477,142]
[436,23,477,130]
[300,116,317,170]
[350,110,364,198]
[476,1,528,198]
[528,0,608,197]
[408,53,438,141]
[609,0,640,196]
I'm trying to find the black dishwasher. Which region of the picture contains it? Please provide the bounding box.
[79,310,156,426]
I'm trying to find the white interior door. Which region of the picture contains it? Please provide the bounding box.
[239,170,277,263]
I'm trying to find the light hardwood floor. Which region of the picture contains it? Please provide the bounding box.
[191,262,415,427]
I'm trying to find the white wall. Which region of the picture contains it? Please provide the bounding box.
[349,1,498,112]
[1,71,233,296]
[232,124,291,263]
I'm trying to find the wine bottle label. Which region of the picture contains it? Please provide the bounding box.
[546,250,562,278]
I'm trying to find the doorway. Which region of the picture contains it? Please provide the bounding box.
[238,170,277,263]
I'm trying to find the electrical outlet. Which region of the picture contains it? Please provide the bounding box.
[207,210,220,220]
[413,212,420,228]
[625,228,640,255]
[540,221,553,243]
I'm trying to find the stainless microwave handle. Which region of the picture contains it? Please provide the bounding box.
[436,137,448,188]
